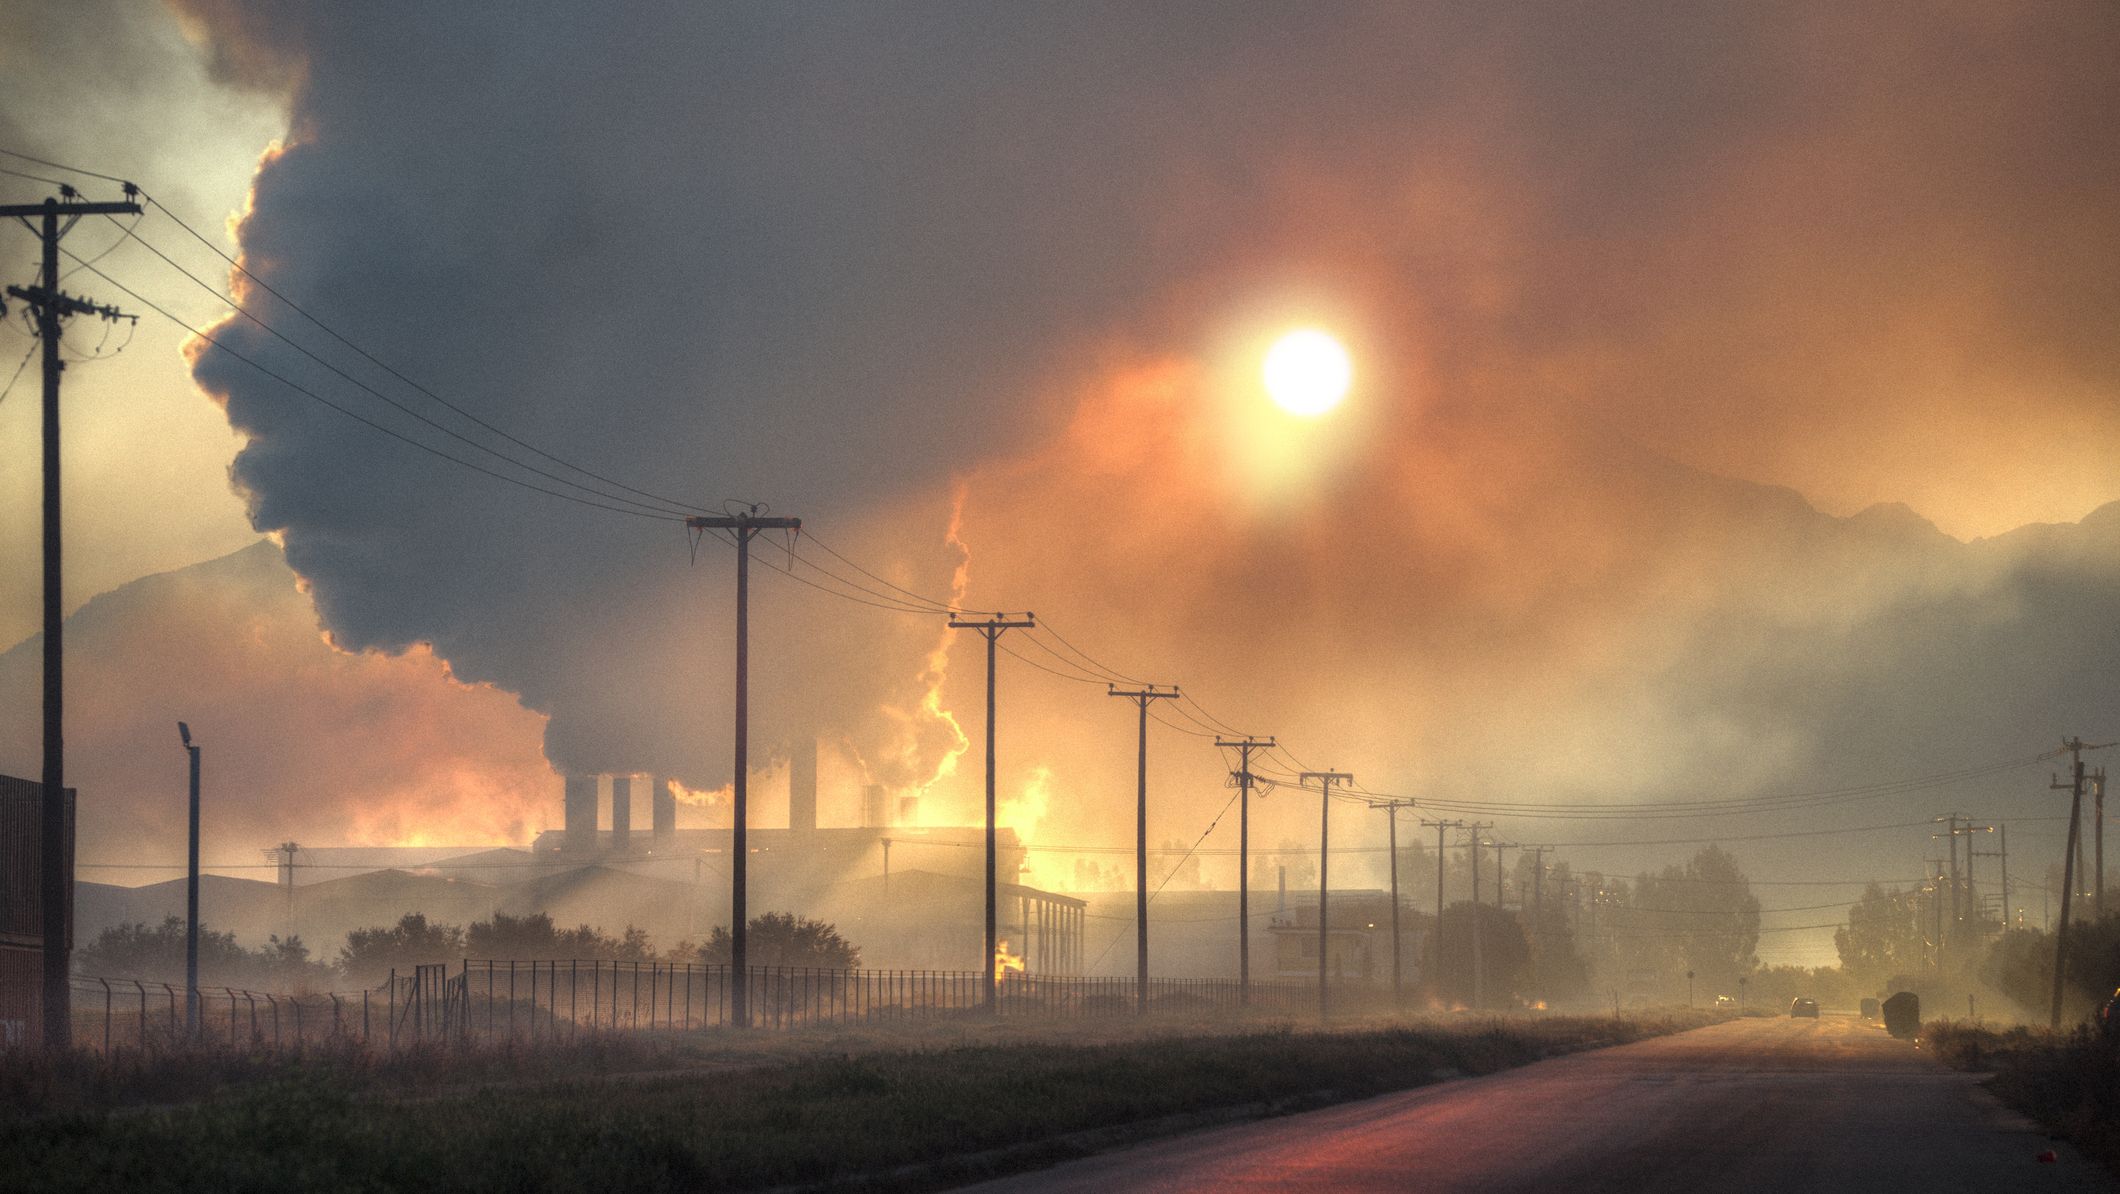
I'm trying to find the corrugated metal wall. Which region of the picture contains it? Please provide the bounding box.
[0,774,74,1046]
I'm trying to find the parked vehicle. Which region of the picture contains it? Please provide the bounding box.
[1882,991,1920,1039]
[2099,988,2120,1041]
[1714,995,1737,1010]
[1788,996,1819,1018]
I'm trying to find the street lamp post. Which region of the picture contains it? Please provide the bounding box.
[178,722,200,1037]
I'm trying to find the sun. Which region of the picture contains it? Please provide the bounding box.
[1262,329,1351,417]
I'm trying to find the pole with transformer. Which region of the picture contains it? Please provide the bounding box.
[3,187,142,1049]
[1216,736,1274,1005]
[1300,771,1355,1019]
[948,613,1034,1012]
[686,506,801,1029]
[1109,684,1179,1014]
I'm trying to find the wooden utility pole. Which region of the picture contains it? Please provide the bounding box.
[2096,769,2107,923]
[1217,736,1274,1005]
[1299,771,1354,1019]
[1523,846,1554,950]
[1108,684,1179,1014]
[1491,840,1516,909]
[687,506,801,1029]
[3,188,141,1049]
[1465,823,1492,1007]
[1421,817,1462,1005]
[2050,738,2113,1028]
[1367,799,1416,1007]
[948,613,1034,1012]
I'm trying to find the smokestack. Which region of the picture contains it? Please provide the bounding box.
[610,774,632,852]
[563,773,596,852]
[651,774,675,843]
[789,739,817,833]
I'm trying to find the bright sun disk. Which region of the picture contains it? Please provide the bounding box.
[1263,329,1351,417]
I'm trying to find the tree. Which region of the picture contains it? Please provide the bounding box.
[1429,902,1530,1007]
[702,913,859,969]
[1835,882,1922,989]
[1606,846,1761,1002]
[77,917,333,992]
[463,911,651,959]
[340,913,466,985]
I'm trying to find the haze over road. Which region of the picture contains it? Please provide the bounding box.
[962,1016,2107,1193]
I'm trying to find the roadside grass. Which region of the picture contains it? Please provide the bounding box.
[1,1011,1712,1192]
[1926,1019,2120,1173]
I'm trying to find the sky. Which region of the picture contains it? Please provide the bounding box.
[3,1,2118,968]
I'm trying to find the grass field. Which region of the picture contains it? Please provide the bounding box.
[1,1011,1715,1192]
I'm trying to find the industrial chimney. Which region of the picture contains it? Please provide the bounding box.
[650,775,675,844]
[563,774,597,852]
[610,774,632,852]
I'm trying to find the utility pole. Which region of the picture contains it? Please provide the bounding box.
[1465,822,1492,1008]
[1492,840,1516,909]
[178,723,201,1036]
[2000,823,2010,929]
[2096,769,2107,923]
[687,506,802,1029]
[1367,799,1417,1008]
[3,188,142,1049]
[1217,736,1275,1006]
[1300,771,1355,1019]
[1523,846,1553,950]
[1422,817,1463,1003]
[2050,738,2112,1029]
[947,613,1034,1012]
[1109,684,1179,1014]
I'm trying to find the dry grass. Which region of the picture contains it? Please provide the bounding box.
[1,1010,1715,1192]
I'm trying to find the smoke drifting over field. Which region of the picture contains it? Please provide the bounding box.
[80,1,2117,876]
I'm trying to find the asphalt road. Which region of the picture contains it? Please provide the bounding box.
[959,1015,2110,1193]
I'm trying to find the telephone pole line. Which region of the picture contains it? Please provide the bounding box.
[3,188,142,1049]
[1217,735,1274,1005]
[1300,771,1355,1019]
[1109,684,1179,1014]
[2051,738,2114,1028]
[687,506,801,1029]
[1367,798,1417,1007]
[947,613,1035,1012]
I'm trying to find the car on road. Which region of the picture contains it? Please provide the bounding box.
[1714,995,1736,1010]
[1789,997,1819,1018]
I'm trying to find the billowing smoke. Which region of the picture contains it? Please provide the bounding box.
[147,2,2120,882]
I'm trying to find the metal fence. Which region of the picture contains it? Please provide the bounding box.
[70,975,384,1057]
[64,964,1326,1055]
[450,962,1320,1042]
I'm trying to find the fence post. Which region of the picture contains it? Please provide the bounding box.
[134,980,147,1051]
[98,978,111,1055]
[389,969,398,1053]
[266,993,279,1049]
